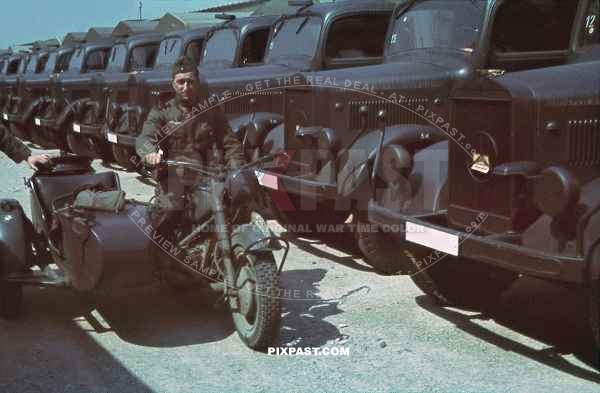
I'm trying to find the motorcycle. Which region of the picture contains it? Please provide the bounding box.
[0,153,289,350]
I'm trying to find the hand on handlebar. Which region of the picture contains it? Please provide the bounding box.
[143,152,162,167]
[27,154,50,171]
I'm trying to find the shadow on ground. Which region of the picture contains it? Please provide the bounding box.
[278,268,344,347]
[416,276,600,383]
[281,223,374,273]
[0,287,154,392]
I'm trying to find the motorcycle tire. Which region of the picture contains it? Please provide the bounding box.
[231,251,281,350]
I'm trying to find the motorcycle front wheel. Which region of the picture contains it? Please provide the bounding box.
[231,251,281,350]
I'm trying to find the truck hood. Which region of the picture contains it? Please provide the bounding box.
[204,63,302,91]
[298,55,471,94]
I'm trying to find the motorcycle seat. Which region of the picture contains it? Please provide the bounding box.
[31,171,121,219]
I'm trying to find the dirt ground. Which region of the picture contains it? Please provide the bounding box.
[1,148,599,393]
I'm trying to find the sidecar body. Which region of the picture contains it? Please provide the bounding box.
[0,156,155,294]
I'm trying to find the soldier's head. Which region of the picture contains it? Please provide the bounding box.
[171,56,199,104]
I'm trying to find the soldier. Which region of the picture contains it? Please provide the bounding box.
[0,124,49,170]
[136,56,245,234]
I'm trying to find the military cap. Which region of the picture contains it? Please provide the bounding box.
[172,56,198,79]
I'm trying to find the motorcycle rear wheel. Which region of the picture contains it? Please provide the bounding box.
[231,251,281,350]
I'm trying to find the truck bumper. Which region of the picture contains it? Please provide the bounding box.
[368,201,585,283]
[254,170,338,201]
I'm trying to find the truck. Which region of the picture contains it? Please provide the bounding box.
[365,0,600,361]
[254,0,587,274]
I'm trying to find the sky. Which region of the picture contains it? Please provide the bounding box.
[0,0,229,49]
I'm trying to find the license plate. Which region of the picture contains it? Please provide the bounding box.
[107,132,118,144]
[405,222,459,256]
[254,170,279,190]
[72,123,81,133]
[34,118,41,126]
[2,113,8,120]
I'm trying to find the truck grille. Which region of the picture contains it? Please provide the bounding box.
[349,97,428,129]
[223,90,283,115]
[568,119,600,167]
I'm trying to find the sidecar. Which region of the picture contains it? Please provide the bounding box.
[0,156,154,316]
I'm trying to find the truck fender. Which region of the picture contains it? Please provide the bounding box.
[401,140,448,213]
[0,199,32,275]
[55,103,77,131]
[245,112,283,148]
[22,97,47,124]
[258,123,285,157]
[228,112,283,148]
[337,124,446,199]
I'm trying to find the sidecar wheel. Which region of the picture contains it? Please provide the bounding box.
[0,281,23,318]
[231,252,281,350]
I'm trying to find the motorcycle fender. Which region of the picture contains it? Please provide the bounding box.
[337,124,446,198]
[0,199,32,275]
[231,214,274,256]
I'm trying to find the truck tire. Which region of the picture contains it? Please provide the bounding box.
[587,244,600,368]
[403,244,518,310]
[355,216,405,275]
[231,252,281,350]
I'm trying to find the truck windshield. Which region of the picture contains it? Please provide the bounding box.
[203,29,237,66]
[266,16,322,63]
[107,44,127,71]
[388,0,486,55]
[155,38,182,67]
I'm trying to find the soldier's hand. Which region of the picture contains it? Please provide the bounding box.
[27,154,49,171]
[144,153,162,167]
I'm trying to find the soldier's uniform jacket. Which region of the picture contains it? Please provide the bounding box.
[136,96,246,227]
[136,96,244,169]
[0,124,30,163]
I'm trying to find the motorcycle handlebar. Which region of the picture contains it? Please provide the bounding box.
[155,154,277,177]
